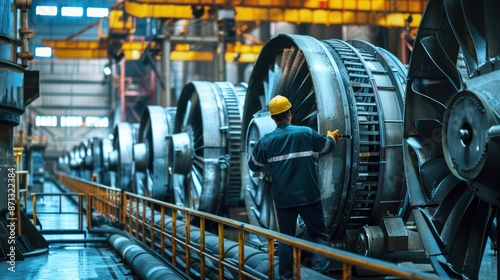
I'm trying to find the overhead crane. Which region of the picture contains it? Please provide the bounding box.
[123,0,426,27]
[43,0,427,62]
[41,1,261,62]
[42,0,426,111]
[42,39,261,63]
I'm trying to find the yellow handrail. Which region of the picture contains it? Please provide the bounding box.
[53,171,439,280]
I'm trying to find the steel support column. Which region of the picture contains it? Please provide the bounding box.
[162,33,172,107]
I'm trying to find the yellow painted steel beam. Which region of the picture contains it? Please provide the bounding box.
[42,39,261,62]
[226,42,262,62]
[125,0,425,10]
[235,8,422,27]
[42,40,145,60]
[109,9,135,35]
[124,0,426,27]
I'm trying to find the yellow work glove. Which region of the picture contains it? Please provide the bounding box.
[327,129,339,143]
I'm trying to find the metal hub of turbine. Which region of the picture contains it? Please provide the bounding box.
[242,34,408,242]
[403,0,500,278]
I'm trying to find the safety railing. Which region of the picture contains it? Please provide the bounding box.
[53,172,439,280]
[54,172,122,230]
[122,192,438,280]
[13,147,29,237]
[31,192,86,231]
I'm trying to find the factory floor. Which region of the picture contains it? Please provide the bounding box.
[0,180,497,279]
[0,180,135,280]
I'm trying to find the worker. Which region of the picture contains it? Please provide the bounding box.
[248,95,339,279]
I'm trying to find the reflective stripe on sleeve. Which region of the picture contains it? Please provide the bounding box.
[251,155,266,167]
[267,151,313,163]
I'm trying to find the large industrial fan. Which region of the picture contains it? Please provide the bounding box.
[68,146,80,176]
[169,81,247,215]
[134,106,177,201]
[109,122,139,193]
[84,137,113,186]
[403,0,500,278]
[77,140,91,180]
[241,34,408,244]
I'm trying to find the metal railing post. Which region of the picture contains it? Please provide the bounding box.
[293,247,301,279]
[200,217,206,280]
[78,195,82,231]
[162,206,167,259]
[86,194,91,230]
[170,209,175,263]
[218,223,224,280]
[238,228,245,279]
[32,194,37,227]
[268,238,275,280]
[142,199,146,244]
[343,262,352,280]
[150,200,155,250]
[185,212,191,276]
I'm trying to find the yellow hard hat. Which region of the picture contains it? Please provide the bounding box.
[269,95,292,115]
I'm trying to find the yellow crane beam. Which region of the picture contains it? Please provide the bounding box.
[108,9,136,38]
[42,40,262,62]
[42,40,145,60]
[124,0,426,27]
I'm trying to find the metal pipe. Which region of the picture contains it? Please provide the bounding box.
[15,0,34,67]
[106,231,186,280]
[46,239,107,244]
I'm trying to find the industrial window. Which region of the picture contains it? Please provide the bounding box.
[35,47,52,57]
[85,116,109,127]
[60,116,83,127]
[61,7,83,17]
[35,6,57,16]
[87,7,109,18]
[35,116,57,127]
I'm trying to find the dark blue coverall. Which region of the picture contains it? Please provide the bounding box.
[248,122,336,279]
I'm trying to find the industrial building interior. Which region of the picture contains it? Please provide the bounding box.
[1,0,499,279]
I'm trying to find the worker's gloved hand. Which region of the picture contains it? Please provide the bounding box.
[327,129,339,143]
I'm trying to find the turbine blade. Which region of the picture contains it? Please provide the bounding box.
[443,0,486,72]
[484,0,500,58]
[421,34,462,91]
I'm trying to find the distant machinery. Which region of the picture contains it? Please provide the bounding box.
[86,137,113,186]
[77,140,92,181]
[58,137,114,187]
[63,81,248,218]
[70,145,84,177]
[109,123,140,192]
[23,136,49,189]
